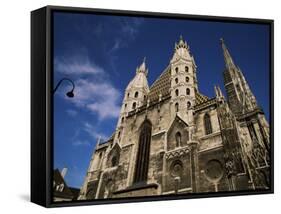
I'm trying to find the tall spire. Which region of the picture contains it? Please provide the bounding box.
[136,57,148,76]
[220,38,236,70]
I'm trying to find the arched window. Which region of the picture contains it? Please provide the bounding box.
[185,66,189,72]
[175,67,179,73]
[96,152,103,169]
[111,155,118,167]
[127,93,130,98]
[132,102,136,110]
[144,95,146,100]
[186,76,189,82]
[175,78,178,84]
[121,117,124,123]
[124,103,127,109]
[186,130,189,141]
[59,183,64,192]
[186,88,190,95]
[204,113,213,135]
[187,101,191,110]
[134,120,152,183]
[175,89,179,96]
[134,91,139,98]
[175,103,179,112]
[117,131,121,138]
[175,132,181,147]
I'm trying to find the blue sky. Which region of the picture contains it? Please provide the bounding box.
[53,12,270,188]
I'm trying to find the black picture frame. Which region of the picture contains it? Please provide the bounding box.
[31,5,274,208]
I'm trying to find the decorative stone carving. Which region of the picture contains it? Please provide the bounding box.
[204,159,224,182]
[165,146,190,160]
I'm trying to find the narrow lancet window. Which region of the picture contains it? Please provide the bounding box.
[134,120,152,183]
[204,113,213,135]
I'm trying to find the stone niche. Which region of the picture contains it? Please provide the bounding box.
[198,148,229,192]
[86,180,99,200]
[167,116,189,151]
[163,151,191,193]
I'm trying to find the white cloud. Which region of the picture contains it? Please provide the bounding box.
[83,122,108,141]
[120,17,144,40]
[55,55,104,75]
[70,129,91,147]
[110,39,121,53]
[66,109,77,117]
[55,53,122,120]
[68,78,121,120]
[108,18,144,53]
[72,140,91,147]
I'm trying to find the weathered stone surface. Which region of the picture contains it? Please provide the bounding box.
[78,37,270,200]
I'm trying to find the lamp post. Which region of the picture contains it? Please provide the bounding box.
[53,78,75,98]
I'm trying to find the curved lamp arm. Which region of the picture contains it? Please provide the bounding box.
[53,78,75,98]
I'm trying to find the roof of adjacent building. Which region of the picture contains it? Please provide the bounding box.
[53,169,80,200]
[69,187,80,200]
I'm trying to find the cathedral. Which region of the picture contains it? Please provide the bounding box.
[78,36,270,200]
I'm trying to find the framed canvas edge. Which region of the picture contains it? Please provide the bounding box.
[31,5,274,208]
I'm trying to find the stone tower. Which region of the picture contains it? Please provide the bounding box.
[221,38,258,115]
[170,36,197,126]
[221,38,270,189]
[114,58,150,144]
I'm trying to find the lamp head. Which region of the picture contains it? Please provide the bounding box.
[66,90,74,98]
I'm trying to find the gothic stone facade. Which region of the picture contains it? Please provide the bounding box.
[79,37,270,200]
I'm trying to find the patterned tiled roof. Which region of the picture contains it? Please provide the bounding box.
[147,64,209,106]
[195,91,209,105]
[147,65,171,103]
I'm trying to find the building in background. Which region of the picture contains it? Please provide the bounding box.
[53,168,80,202]
[79,36,270,199]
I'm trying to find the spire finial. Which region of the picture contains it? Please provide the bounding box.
[175,35,188,50]
[97,136,101,145]
[136,57,148,75]
[220,38,236,70]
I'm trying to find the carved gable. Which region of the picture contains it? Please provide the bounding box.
[106,143,121,168]
[167,115,189,151]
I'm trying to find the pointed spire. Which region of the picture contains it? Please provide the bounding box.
[214,85,225,103]
[217,86,223,97]
[214,85,219,97]
[97,136,101,145]
[175,35,188,49]
[180,35,183,41]
[140,57,146,70]
[220,38,236,70]
[136,57,148,75]
[61,168,68,178]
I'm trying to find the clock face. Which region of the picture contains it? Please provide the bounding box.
[205,159,224,181]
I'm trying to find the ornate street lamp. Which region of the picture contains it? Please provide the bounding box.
[53,78,75,98]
